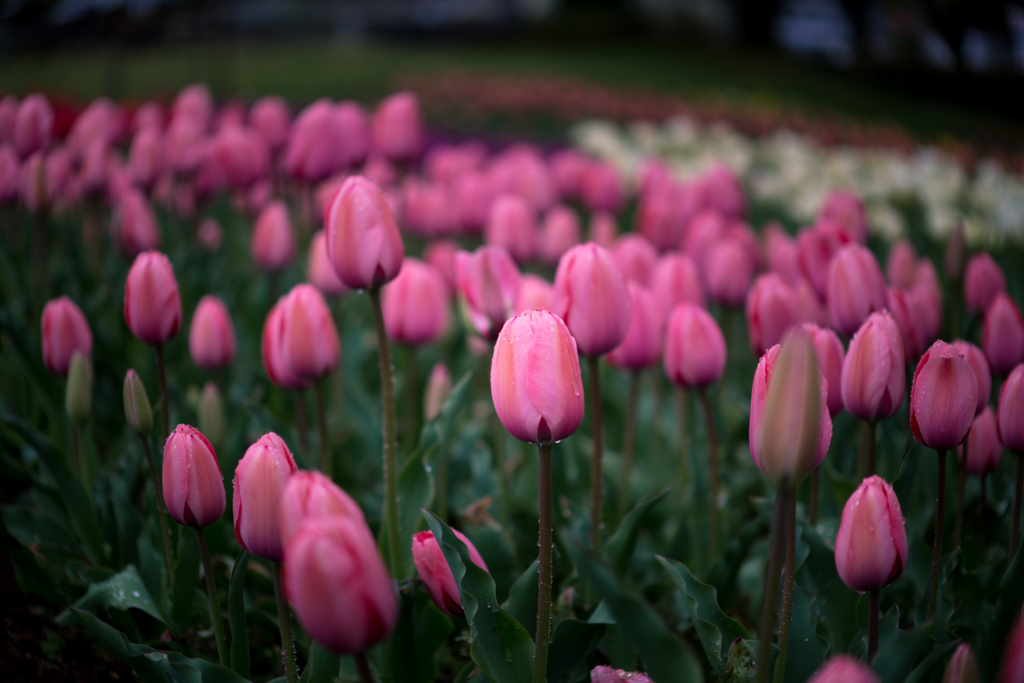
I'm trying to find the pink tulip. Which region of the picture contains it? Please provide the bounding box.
[279,471,365,547]
[128,127,163,191]
[841,311,904,422]
[455,245,522,340]
[324,175,405,290]
[132,101,164,134]
[696,163,746,220]
[172,84,214,130]
[251,200,296,272]
[553,243,632,357]
[808,655,879,683]
[124,251,182,346]
[77,139,109,198]
[211,125,269,190]
[454,170,493,232]
[279,284,341,381]
[283,517,398,653]
[704,237,754,307]
[307,230,348,298]
[588,211,618,248]
[607,282,663,371]
[424,239,459,296]
[749,335,832,480]
[835,475,908,591]
[333,101,371,169]
[636,183,686,251]
[819,189,868,243]
[797,222,848,299]
[249,96,292,152]
[197,217,223,252]
[163,424,225,527]
[284,99,338,183]
[514,274,554,314]
[885,240,918,289]
[12,94,53,159]
[764,222,802,285]
[795,278,828,326]
[982,293,1024,376]
[0,145,18,204]
[0,95,18,143]
[998,365,1024,453]
[549,149,589,199]
[539,205,582,265]
[490,146,555,212]
[424,142,484,183]
[370,92,423,162]
[746,274,799,355]
[910,340,978,451]
[590,667,653,683]
[943,643,979,683]
[20,152,48,214]
[381,258,450,346]
[163,117,205,177]
[959,408,1003,475]
[888,287,925,362]
[411,529,489,617]
[112,189,161,257]
[490,308,585,444]
[801,323,846,417]
[826,244,888,336]
[682,210,727,271]
[951,340,991,416]
[912,262,943,344]
[965,252,1006,315]
[580,161,624,213]
[611,234,658,287]
[188,295,237,371]
[999,614,1024,683]
[664,303,726,390]
[485,194,536,264]
[232,432,297,561]
[41,297,93,376]
[424,362,452,422]
[650,252,704,316]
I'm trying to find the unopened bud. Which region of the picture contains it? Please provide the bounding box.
[424,362,452,422]
[198,381,226,448]
[942,643,978,683]
[123,369,153,436]
[65,351,92,422]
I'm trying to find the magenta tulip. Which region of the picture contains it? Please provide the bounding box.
[997,365,1024,453]
[455,245,522,341]
[797,222,847,299]
[705,237,754,307]
[370,91,424,162]
[960,408,1003,475]
[826,244,888,336]
[41,297,92,376]
[663,303,726,390]
[188,295,237,371]
[381,258,450,346]
[580,161,624,213]
[746,274,799,355]
[233,432,297,561]
[539,205,581,265]
[910,341,978,451]
[553,243,632,357]
[485,194,536,264]
[885,240,918,289]
[841,311,904,422]
[808,656,879,683]
[819,189,868,243]
[801,323,846,417]
[514,274,554,314]
[12,94,53,159]
[324,175,405,290]
[251,200,296,273]
[411,529,489,617]
[965,252,1006,315]
[952,340,991,415]
[982,293,1024,376]
[611,234,658,287]
[163,424,225,527]
[124,251,182,346]
[307,230,348,298]
[835,475,908,591]
[607,282,663,371]
[279,471,365,547]
[650,252,704,316]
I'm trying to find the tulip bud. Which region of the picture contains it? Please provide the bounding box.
[607,283,663,371]
[284,99,337,183]
[998,365,1024,453]
[424,363,452,422]
[381,258,451,346]
[590,666,653,683]
[888,287,924,362]
[635,183,685,252]
[163,424,225,527]
[746,274,799,355]
[370,91,424,162]
[651,252,704,316]
[123,369,153,436]
[41,296,93,376]
[324,175,405,290]
[539,205,581,265]
[819,189,868,243]
[188,295,237,371]
[232,432,297,561]
[801,323,846,417]
[808,655,880,683]
[797,223,847,299]
[283,517,398,653]
[12,94,53,159]
[65,351,92,423]
[128,127,162,191]
[261,298,310,390]
[411,529,490,617]
[1000,614,1024,683]
[251,200,296,273]
[826,244,888,336]
[910,340,978,451]
[945,221,966,283]
[198,382,226,448]
[885,240,918,289]
[20,151,48,214]
[124,251,182,346]
[951,340,991,415]
[750,333,832,483]
[197,217,223,252]
[982,293,1024,376]
[514,274,554,314]
[580,161,624,213]
[764,223,802,284]
[249,96,291,151]
[965,252,1006,315]
[550,149,588,200]
[611,234,658,287]
[279,284,341,381]
[424,239,459,296]
[455,246,522,341]
[943,643,979,683]
[279,471,365,547]
[553,243,632,357]
[705,238,755,307]
[588,211,618,247]
[490,308,585,444]
[111,189,161,257]
[959,407,1003,475]
[841,311,905,422]
[307,230,348,298]
[664,303,726,390]
[834,475,908,591]
[485,194,536,264]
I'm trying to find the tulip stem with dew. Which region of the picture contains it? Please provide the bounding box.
[271,562,298,683]
[954,447,967,550]
[314,380,330,478]
[354,651,376,683]
[71,423,84,481]
[435,442,449,524]
[860,421,876,477]
[492,412,512,537]
[195,527,229,667]
[155,344,169,446]
[588,356,604,556]
[141,437,175,576]
[755,487,788,683]
[809,465,820,526]
[868,590,879,664]
[294,391,309,455]
[1013,455,1023,559]
[369,287,401,574]
[618,373,641,519]
[928,450,947,619]
[699,389,720,557]
[535,441,554,683]
[772,490,797,683]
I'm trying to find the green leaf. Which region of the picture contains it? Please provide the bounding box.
[299,643,341,683]
[379,585,421,683]
[423,510,534,683]
[172,527,201,629]
[415,592,456,683]
[546,619,605,683]
[872,620,935,683]
[502,560,539,641]
[795,525,859,653]
[59,565,165,625]
[228,551,250,678]
[71,607,254,683]
[903,639,960,683]
[780,586,829,683]
[981,540,1024,681]
[605,488,670,574]
[568,541,704,683]
[657,555,747,674]
[705,516,768,611]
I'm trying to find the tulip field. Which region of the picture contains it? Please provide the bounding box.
[3,80,1024,683]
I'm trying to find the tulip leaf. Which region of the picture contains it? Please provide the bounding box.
[903,639,960,683]
[705,516,768,611]
[795,525,860,653]
[502,560,539,640]
[58,564,165,626]
[299,643,341,683]
[871,620,935,683]
[172,527,201,629]
[568,541,704,683]
[606,488,670,574]
[228,550,250,678]
[71,606,255,682]
[657,555,748,674]
[981,540,1024,681]
[778,585,829,682]
[546,618,605,683]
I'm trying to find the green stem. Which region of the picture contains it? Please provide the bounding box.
[868,590,879,664]
[772,490,796,682]
[354,651,376,683]
[618,373,640,519]
[954,442,966,550]
[1013,454,1023,560]
[403,346,420,452]
[755,487,788,683]
[370,288,401,574]
[435,441,449,524]
[699,389,720,558]
[155,344,169,446]
[493,412,511,534]
[674,387,690,507]
[272,562,298,683]
[809,465,820,526]
[534,442,553,683]
[314,380,330,478]
[71,422,84,481]
[861,420,876,477]
[142,437,175,577]
[195,527,228,667]
[928,450,947,619]
[588,356,604,555]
